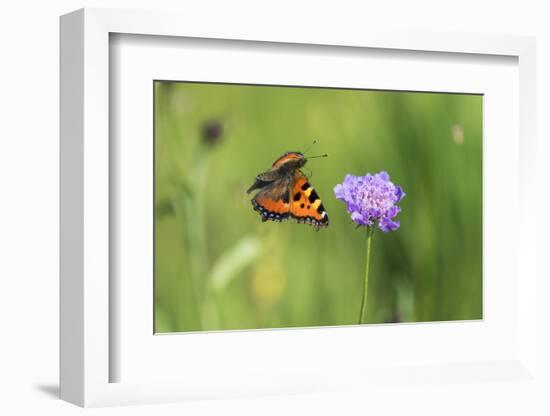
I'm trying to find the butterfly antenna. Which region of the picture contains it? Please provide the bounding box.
[306,153,328,160]
[303,139,317,155]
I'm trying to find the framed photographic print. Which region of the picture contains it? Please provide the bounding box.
[152,81,482,334]
[60,8,538,408]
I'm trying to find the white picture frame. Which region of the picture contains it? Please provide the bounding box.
[60,7,537,408]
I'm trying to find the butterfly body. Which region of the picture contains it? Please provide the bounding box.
[247,151,329,230]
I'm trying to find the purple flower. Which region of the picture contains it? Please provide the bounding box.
[334,171,405,232]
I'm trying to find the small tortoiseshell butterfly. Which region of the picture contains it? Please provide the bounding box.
[247,150,329,230]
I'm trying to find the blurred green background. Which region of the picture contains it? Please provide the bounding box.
[154,81,482,333]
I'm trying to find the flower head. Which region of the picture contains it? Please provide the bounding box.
[201,119,224,147]
[334,171,405,232]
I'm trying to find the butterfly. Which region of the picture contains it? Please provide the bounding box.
[246,151,329,230]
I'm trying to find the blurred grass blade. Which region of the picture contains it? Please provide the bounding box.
[209,236,262,291]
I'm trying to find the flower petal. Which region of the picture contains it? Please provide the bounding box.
[377,171,390,181]
[350,211,366,225]
[379,217,400,232]
[333,184,345,199]
[395,186,405,202]
[386,205,401,218]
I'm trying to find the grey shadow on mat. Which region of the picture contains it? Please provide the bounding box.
[35,384,59,399]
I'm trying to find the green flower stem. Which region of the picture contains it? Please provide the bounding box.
[359,227,374,324]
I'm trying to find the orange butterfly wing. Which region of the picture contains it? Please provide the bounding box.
[288,172,329,229]
[252,191,291,222]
